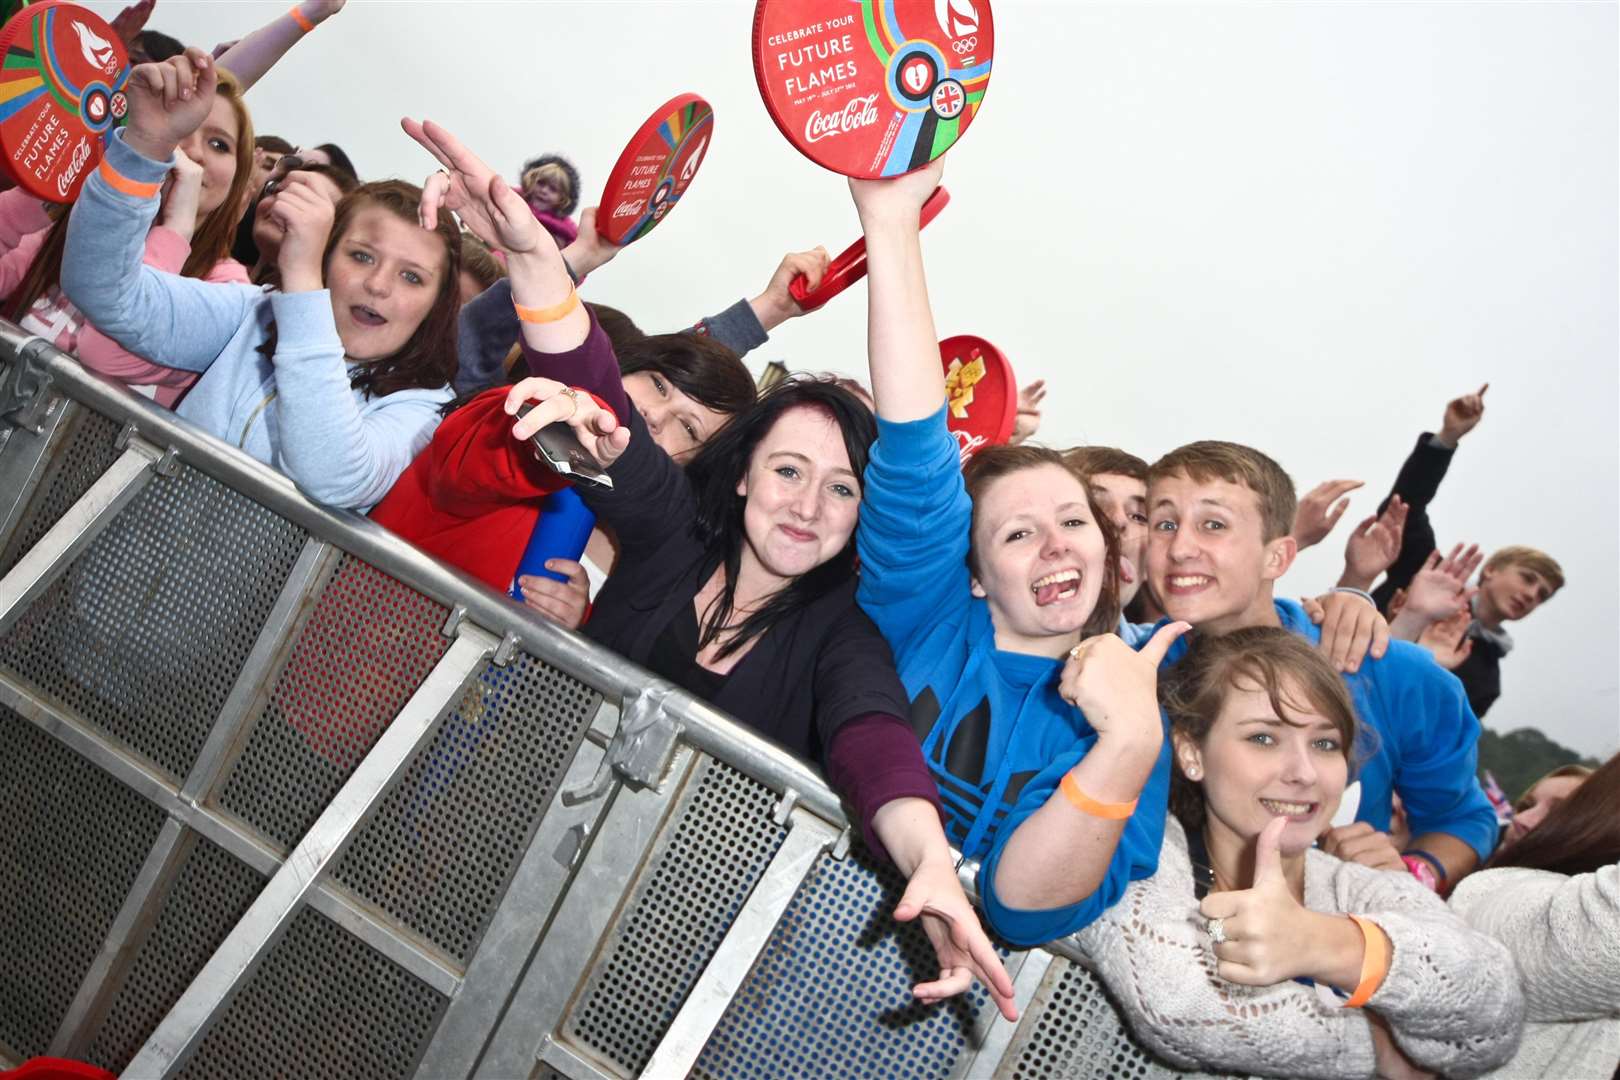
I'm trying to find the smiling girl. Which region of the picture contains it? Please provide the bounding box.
[1075,626,1523,1078]
[61,50,458,509]
[0,66,253,407]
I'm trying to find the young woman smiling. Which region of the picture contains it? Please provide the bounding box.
[0,66,254,407]
[1075,627,1523,1079]
[61,50,459,510]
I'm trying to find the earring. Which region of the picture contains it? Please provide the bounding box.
[1186,766,1202,779]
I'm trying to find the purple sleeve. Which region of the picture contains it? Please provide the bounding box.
[519,307,631,419]
[824,712,945,863]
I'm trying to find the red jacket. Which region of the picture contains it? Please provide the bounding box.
[370,387,565,591]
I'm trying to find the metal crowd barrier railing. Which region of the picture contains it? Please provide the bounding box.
[0,322,1182,1079]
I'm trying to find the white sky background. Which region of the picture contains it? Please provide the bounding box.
[97,1,1618,759]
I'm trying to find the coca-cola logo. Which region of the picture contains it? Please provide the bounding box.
[804,94,881,144]
[55,137,93,197]
[611,198,644,219]
[953,428,988,465]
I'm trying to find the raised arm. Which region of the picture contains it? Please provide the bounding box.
[215,1,346,92]
[61,52,260,371]
[849,160,943,423]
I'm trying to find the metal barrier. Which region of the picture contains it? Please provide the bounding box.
[0,323,1182,1079]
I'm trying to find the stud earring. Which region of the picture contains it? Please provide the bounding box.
[1186,766,1202,779]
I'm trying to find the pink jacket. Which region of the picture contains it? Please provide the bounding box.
[0,189,251,407]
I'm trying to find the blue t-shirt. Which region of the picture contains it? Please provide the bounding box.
[857,407,1170,946]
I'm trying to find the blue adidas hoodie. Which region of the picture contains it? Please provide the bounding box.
[856,406,1170,946]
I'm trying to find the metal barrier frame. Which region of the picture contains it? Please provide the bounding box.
[0,324,1173,1080]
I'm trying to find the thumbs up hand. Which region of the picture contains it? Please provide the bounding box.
[1197,816,1326,986]
[1059,622,1190,755]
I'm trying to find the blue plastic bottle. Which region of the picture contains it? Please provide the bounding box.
[509,486,597,600]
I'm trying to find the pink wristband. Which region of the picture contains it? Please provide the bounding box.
[1402,853,1440,892]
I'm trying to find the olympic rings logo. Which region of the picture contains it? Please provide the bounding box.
[951,37,978,54]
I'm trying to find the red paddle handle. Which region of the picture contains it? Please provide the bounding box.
[788,187,950,312]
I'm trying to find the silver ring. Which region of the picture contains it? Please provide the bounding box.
[1206,917,1227,945]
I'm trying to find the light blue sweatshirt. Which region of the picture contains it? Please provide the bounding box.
[61,131,452,510]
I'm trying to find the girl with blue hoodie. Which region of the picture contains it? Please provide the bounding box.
[61,49,458,511]
[849,160,1190,948]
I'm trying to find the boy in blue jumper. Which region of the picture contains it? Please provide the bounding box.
[1144,440,1499,889]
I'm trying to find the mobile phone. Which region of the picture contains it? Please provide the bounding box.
[515,402,614,489]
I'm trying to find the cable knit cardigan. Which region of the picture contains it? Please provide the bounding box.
[1449,863,1620,1079]
[1074,818,1524,1079]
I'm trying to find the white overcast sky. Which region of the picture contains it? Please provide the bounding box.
[102,1,1618,759]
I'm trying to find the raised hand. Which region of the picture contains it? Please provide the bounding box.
[1438,383,1488,446]
[892,856,1018,1021]
[850,157,944,226]
[1340,496,1407,590]
[1009,380,1047,445]
[1418,609,1474,670]
[269,172,335,293]
[123,48,218,162]
[1403,544,1482,623]
[1290,479,1363,551]
[402,118,544,256]
[1060,622,1189,748]
[560,208,623,278]
[751,246,831,331]
[505,378,630,467]
[516,559,590,630]
[1319,822,1406,873]
[158,151,204,242]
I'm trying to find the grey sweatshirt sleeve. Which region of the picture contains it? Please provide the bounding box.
[1450,863,1620,1024]
[61,130,261,372]
[693,298,769,358]
[454,276,519,394]
[267,289,448,511]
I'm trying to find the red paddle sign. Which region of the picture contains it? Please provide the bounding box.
[595,93,713,246]
[790,184,948,310]
[0,1,128,202]
[940,335,1015,465]
[752,0,992,178]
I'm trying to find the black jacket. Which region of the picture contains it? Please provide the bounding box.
[581,410,909,762]
[1371,432,1456,612]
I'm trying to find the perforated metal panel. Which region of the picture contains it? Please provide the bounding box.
[216,555,450,851]
[564,758,787,1076]
[0,464,307,781]
[175,906,448,1080]
[88,837,267,1073]
[334,654,599,964]
[0,707,168,1058]
[695,844,990,1080]
[0,408,119,575]
[999,958,1180,1080]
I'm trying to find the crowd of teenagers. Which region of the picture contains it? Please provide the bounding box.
[5,3,1614,1076]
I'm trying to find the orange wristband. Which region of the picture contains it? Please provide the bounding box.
[1343,914,1390,1008]
[514,290,581,324]
[288,5,316,33]
[97,160,162,199]
[1059,772,1137,820]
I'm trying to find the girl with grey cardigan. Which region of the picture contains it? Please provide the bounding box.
[61,49,458,511]
[1077,627,1523,1079]
[1449,752,1620,1079]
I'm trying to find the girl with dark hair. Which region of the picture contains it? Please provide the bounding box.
[1449,752,1619,1078]
[60,51,459,510]
[848,160,1191,949]
[400,119,1015,1019]
[1070,626,1523,1078]
[0,66,253,407]
[372,121,756,626]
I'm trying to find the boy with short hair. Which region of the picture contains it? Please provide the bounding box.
[1065,446,1157,634]
[1145,440,1499,888]
[1455,546,1564,718]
